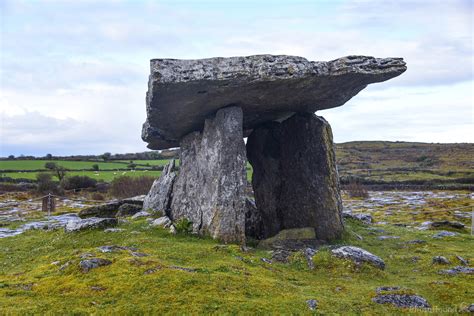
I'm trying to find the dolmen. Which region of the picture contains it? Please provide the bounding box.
[142,55,406,243]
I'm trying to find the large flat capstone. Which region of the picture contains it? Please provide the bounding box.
[143,54,406,149]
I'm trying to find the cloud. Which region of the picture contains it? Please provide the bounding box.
[0,0,472,156]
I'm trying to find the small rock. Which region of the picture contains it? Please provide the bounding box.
[131,211,150,219]
[372,294,430,309]
[79,252,94,258]
[411,256,421,263]
[467,304,474,312]
[79,258,112,273]
[303,248,318,270]
[431,221,465,229]
[150,216,172,228]
[342,211,373,225]
[59,261,71,271]
[432,231,458,238]
[261,258,272,264]
[377,236,400,240]
[456,255,469,266]
[376,286,401,294]
[90,285,106,291]
[144,266,162,274]
[354,233,364,240]
[306,299,318,311]
[116,203,142,217]
[406,239,426,245]
[104,228,125,233]
[169,225,177,234]
[65,218,117,232]
[271,250,292,263]
[331,246,385,270]
[169,265,197,273]
[51,261,60,265]
[97,245,138,253]
[130,251,149,257]
[432,256,450,265]
[438,266,474,275]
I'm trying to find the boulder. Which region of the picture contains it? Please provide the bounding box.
[331,246,385,270]
[432,231,458,238]
[78,202,121,218]
[150,216,172,228]
[142,55,406,149]
[170,106,247,243]
[247,113,344,241]
[372,294,430,309]
[65,218,117,232]
[116,203,142,217]
[143,160,176,214]
[343,211,373,225]
[432,256,450,265]
[430,221,465,229]
[79,258,112,273]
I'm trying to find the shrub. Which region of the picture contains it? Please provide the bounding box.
[36,173,58,194]
[44,162,57,170]
[92,164,99,171]
[175,218,193,234]
[109,175,155,198]
[61,175,97,191]
[91,192,105,201]
[346,181,369,199]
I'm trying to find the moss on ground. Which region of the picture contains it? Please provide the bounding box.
[1,216,472,314]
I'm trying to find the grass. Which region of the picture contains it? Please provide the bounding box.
[0,217,472,314]
[0,160,130,171]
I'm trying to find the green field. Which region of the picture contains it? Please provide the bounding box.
[0,160,132,171]
[1,170,162,182]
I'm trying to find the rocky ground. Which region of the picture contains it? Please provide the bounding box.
[0,190,472,314]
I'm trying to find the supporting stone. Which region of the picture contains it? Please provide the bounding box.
[143,159,176,215]
[170,106,247,243]
[247,113,344,241]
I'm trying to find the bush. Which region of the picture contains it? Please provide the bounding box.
[109,176,155,198]
[92,164,99,171]
[345,181,369,199]
[44,162,57,170]
[175,218,193,234]
[36,173,58,194]
[61,175,97,191]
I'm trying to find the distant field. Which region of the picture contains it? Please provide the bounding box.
[0,160,130,171]
[1,170,162,182]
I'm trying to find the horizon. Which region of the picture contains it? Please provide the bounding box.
[1,0,473,156]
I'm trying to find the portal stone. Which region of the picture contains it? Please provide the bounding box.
[170,106,247,243]
[143,160,176,215]
[247,113,344,241]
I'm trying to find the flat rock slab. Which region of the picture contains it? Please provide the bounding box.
[65,218,117,232]
[372,294,430,309]
[331,246,385,270]
[143,54,406,149]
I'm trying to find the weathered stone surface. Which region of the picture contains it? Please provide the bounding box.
[430,220,465,229]
[372,294,430,309]
[78,202,121,218]
[247,113,344,240]
[343,211,373,225]
[432,231,458,238]
[258,227,319,250]
[331,246,385,270]
[131,211,150,219]
[244,198,264,240]
[432,256,450,265]
[170,106,247,243]
[143,55,406,149]
[122,195,145,206]
[306,299,318,311]
[79,258,112,273]
[438,266,474,275]
[65,218,117,232]
[150,216,172,228]
[143,160,176,214]
[116,203,142,217]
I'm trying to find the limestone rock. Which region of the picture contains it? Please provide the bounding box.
[306,299,318,311]
[432,256,450,265]
[331,246,385,270]
[150,216,172,228]
[78,202,121,218]
[432,231,458,238]
[438,266,474,275]
[79,258,112,273]
[65,218,117,232]
[372,294,430,309]
[121,195,145,206]
[142,160,176,214]
[131,211,151,219]
[170,106,247,243]
[343,211,373,225]
[247,113,344,241]
[143,55,406,149]
[430,221,465,229]
[116,203,142,217]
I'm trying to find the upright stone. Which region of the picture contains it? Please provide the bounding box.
[247,113,344,241]
[143,160,176,215]
[170,106,247,243]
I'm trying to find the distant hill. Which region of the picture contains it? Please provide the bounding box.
[335,141,474,189]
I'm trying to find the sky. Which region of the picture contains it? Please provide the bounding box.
[0,0,473,156]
